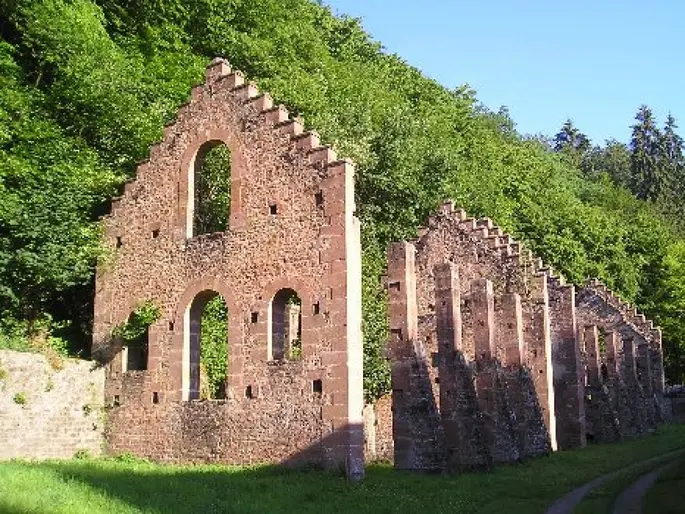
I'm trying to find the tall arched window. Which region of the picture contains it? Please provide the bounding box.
[189,142,231,237]
[184,291,229,400]
[269,289,302,361]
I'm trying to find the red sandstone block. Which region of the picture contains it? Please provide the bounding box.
[251,93,273,112]
[322,195,346,218]
[264,105,289,124]
[278,119,304,136]
[234,82,259,101]
[319,224,345,237]
[295,132,320,150]
[205,58,231,81]
[477,218,494,229]
[224,71,245,88]
[190,85,204,102]
[310,146,337,165]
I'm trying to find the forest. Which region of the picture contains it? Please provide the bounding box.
[0,0,684,399]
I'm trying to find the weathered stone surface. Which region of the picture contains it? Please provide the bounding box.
[0,350,105,460]
[435,264,490,472]
[381,204,666,473]
[94,59,364,477]
[582,326,620,443]
[549,280,586,450]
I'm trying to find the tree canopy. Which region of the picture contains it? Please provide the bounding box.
[1,0,684,391]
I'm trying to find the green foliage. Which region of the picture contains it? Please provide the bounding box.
[200,295,228,399]
[73,449,92,460]
[288,339,302,360]
[630,105,662,201]
[0,314,71,358]
[0,362,7,381]
[1,425,685,513]
[112,301,161,342]
[0,0,683,395]
[12,392,27,406]
[112,452,149,464]
[193,144,231,235]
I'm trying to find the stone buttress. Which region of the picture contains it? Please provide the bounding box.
[384,203,667,472]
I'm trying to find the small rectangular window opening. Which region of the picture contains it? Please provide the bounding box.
[152,392,159,404]
[388,281,401,292]
[115,236,123,249]
[168,321,174,331]
[269,203,278,215]
[315,191,324,207]
[312,379,323,395]
[245,385,254,399]
[113,395,120,407]
[251,312,259,324]
[313,302,320,315]
[152,229,160,239]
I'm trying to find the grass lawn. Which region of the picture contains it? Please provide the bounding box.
[573,449,685,514]
[643,456,685,514]
[1,424,685,514]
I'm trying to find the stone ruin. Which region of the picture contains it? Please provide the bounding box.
[93,59,668,479]
[93,58,364,479]
[383,202,668,471]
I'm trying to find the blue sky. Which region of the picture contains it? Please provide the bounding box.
[325,1,685,145]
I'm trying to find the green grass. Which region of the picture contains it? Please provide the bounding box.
[643,457,685,514]
[1,425,685,514]
[574,449,685,514]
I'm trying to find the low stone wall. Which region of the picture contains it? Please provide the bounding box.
[0,350,105,460]
[105,395,332,467]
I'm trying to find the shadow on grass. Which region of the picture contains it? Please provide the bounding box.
[3,424,684,514]
[43,461,360,514]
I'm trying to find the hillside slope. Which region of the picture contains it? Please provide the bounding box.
[0,0,683,394]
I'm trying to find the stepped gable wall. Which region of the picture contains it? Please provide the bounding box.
[386,203,555,471]
[93,58,364,478]
[576,282,665,429]
[385,203,667,471]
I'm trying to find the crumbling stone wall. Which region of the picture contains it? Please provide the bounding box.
[387,203,554,471]
[0,350,105,460]
[575,280,668,438]
[362,394,393,462]
[94,59,364,478]
[385,203,667,472]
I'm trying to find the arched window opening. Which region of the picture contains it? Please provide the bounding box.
[184,291,229,400]
[124,329,148,371]
[190,142,231,237]
[270,289,302,361]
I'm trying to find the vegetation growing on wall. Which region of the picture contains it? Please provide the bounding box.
[111,301,161,343]
[199,295,228,399]
[0,0,684,395]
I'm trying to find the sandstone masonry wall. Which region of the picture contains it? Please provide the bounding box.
[387,203,555,471]
[385,203,667,472]
[94,59,364,477]
[0,350,105,460]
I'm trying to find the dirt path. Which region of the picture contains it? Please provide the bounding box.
[544,450,685,514]
[611,460,680,514]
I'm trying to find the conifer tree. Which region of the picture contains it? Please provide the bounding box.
[630,105,662,201]
[659,114,685,213]
[553,119,590,168]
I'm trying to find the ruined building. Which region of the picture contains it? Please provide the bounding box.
[93,58,364,479]
[93,59,668,478]
[383,202,668,471]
